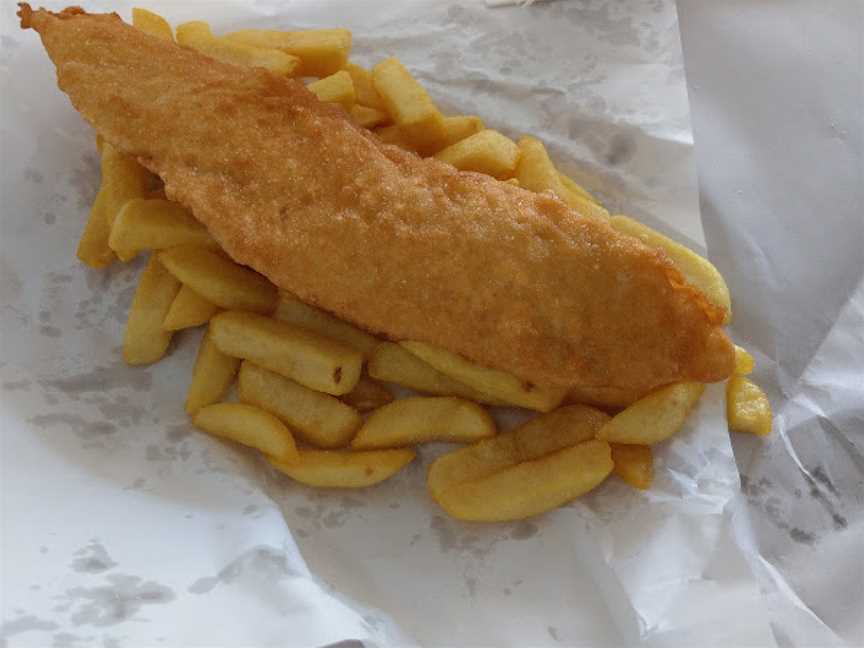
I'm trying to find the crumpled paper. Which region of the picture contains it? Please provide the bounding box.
[1,1,858,646]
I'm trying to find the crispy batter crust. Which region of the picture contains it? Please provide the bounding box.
[20,5,734,391]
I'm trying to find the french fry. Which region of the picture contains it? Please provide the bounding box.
[76,187,115,268]
[340,376,393,412]
[610,215,732,322]
[429,405,609,497]
[727,376,772,437]
[428,405,613,521]
[504,178,520,187]
[434,130,521,179]
[734,345,755,375]
[351,396,496,449]
[441,115,485,148]
[565,384,646,410]
[270,448,415,488]
[307,70,355,107]
[163,285,220,331]
[373,124,413,151]
[372,57,446,154]
[345,63,386,110]
[368,342,503,405]
[611,444,653,490]
[596,382,705,445]
[209,311,362,395]
[193,403,299,463]
[132,7,173,41]
[100,142,151,248]
[186,329,240,414]
[109,198,216,261]
[436,440,612,522]
[274,293,380,358]
[400,341,567,412]
[349,104,389,129]
[176,21,301,75]
[238,361,361,448]
[560,188,610,221]
[558,171,596,203]
[159,246,277,314]
[515,136,565,196]
[225,28,352,77]
[123,255,181,365]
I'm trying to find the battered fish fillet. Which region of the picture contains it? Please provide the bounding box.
[20,5,734,392]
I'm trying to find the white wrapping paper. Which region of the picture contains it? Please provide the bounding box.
[1,1,859,646]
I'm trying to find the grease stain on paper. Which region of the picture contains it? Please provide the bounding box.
[71,541,117,575]
[63,575,175,627]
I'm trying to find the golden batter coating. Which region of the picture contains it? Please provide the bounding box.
[20,5,734,391]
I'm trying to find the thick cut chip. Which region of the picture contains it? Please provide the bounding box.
[727,376,772,437]
[611,444,653,490]
[515,136,565,196]
[163,285,220,331]
[368,342,502,405]
[565,384,647,410]
[176,21,300,75]
[596,382,705,445]
[274,292,379,358]
[557,171,595,203]
[225,28,351,77]
[185,329,240,414]
[159,246,277,314]
[345,63,386,110]
[132,8,172,41]
[351,396,496,449]
[238,361,361,448]
[434,130,521,179]
[109,198,215,261]
[610,215,732,322]
[401,341,567,411]
[77,187,114,268]
[270,448,415,488]
[340,377,393,412]
[433,440,613,522]
[372,57,446,154]
[440,115,485,149]
[307,70,355,107]
[209,311,362,395]
[734,345,755,375]
[97,142,151,260]
[373,124,413,151]
[123,254,181,365]
[428,404,610,502]
[193,402,299,463]
[349,104,389,129]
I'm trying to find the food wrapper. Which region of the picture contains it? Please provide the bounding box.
[2,1,861,646]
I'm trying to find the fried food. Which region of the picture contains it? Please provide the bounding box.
[596,382,705,445]
[209,311,363,395]
[727,376,772,436]
[237,361,361,448]
[350,396,496,449]
[270,448,415,488]
[123,254,181,365]
[428,406,613,521]
[434,129,521,179]
[21,6,735,394]
[610,444,653,490]
[185,328,240,414]
[225,28,352,78]
[307,70,355,107]
[193,402,299,463]
[162,284,220,331]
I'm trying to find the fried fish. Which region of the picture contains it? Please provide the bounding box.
[19,5,734,392]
